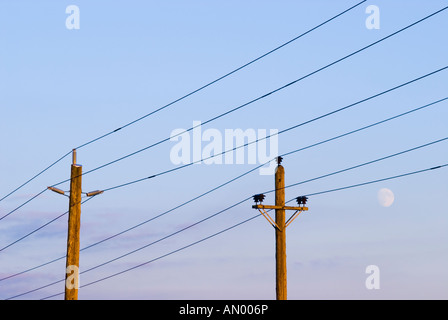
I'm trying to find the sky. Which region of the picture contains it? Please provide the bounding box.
[0,0,447,300]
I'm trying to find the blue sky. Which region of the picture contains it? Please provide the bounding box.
[0,0,447,299]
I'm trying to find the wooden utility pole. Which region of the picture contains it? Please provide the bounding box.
[252,157,308,300]
[275,164,287,300]
[65,149,82,300]
[47,149,103,300]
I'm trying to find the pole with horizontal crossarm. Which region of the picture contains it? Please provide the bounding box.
[252,157,308,300]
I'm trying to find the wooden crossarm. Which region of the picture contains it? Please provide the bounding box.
[252,204,308,211]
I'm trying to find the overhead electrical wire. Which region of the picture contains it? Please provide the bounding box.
[101,83,448,190]
[5,199,255,300]
[2,4,448,302]
[3,137,447,297]
[8,162,447,300]
[3,62,445,230]
[52,138,448,265]
[2,4,448,297]
[2,6,447,224]
[300,164,447,198]
[73,0,367,150]
[0,188,48,222]
[1,95,446,256]
[0,151,71,204]
[48,6,448,188]
[1,88,445,256]
[57,137,448,275]
[261,137,448,196]
[0,1,366,205]
[0,197,96,253]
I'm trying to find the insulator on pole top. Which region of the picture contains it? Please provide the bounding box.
[253,194,266,204]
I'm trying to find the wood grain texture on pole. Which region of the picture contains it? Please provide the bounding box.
[65,163,82,300]
[275,164,287,300]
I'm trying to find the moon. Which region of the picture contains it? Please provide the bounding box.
[377,188,395,207]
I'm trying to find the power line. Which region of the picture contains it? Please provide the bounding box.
[2,5,446,255]
[1,93,442,257]
[5,142,446,298]
[262,137,448,195]
[0,151,71,204]
[50,7,448,186]
[0,197,95,253]
[87,89,448,192]
[1,95,445,260]
[3,10,447,226]
[301,164,448,199]
[280,97,448,158]
[103,90,448,192]
[49,216,260,300]
[75,137,448,276]
[0,1,366,205]
[33,221,282,297]
[61,137,448,271]
[49,61,448,194]
[5,198,252,300]
[74,0,366,151]
[30,163,447,300]
[2,3,447,299]
[2,2,447,260]
[0,188,48,222]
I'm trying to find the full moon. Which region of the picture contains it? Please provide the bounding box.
[378,188,395,207]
